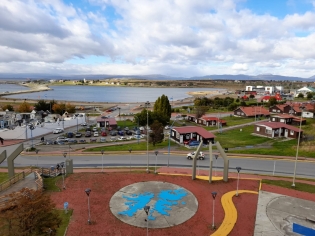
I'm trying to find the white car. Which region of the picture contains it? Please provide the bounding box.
[53,128,64,134]
[187,152,205,160]
[93,131,99,137]
[93,127,98,132]
[164,125,170,130]
[117,137,127,141]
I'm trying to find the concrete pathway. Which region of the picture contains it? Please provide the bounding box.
[0,173,37,196]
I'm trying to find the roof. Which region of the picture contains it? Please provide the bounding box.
[235,106,270,116]
[199,116,227,123]
[261,95,282,101]
[270,104,290,110]
[256,121,302,132]
[172,126,215,139]
[95,117,117,125]
[271,114,294,119]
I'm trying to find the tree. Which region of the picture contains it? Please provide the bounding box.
[297,93,304,98]
[149,120,164,146]
[1,104,14,111]
[0,188,61,235]
[194,106,208,119]
[268,97,277,106]
[34,100,50,111]
[153,94,172,119]
[249,94,255,99]
[52,103,66,115]
[306,92,313,99]
[18,102,32,112]
[65,103,76,113]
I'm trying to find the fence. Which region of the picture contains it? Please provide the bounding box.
[0,168,32,192]
[34,171,43,191]
[40,167,63,178]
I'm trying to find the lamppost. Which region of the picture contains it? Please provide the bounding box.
[167,118,177,167]
[144,205,150,236]
[29,124,35,148]
[129,148,132,173]
[76,116,78,132]
[60,162,66,189]
[118,107,121,121]
[134,116,140,144]
[236,167,242,196]
[211,191,217,230]
[292,106,305,187]
[154,150,159,174]
[214,154,218,176]
[101,150,104,172]
[63,152,67,176]
[35,150,39,167]
[85,188,92,224]
[145,101,150,173]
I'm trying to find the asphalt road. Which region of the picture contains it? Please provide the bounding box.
[5,153,315,179]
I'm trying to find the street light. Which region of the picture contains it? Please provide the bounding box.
[134,116,140,144]
[145,101,150,173]
[144,205,150,236]
[101,150,104,172]
[154,151,159,174]
[214,154,219,176]
[29,124,35,149]
[35,150,39,167]
[129,148,132,173]
[118,107,121,121]
[63,152,67,177]
[292,106,305,187]
[60,162,66,189]
[167,118,177,167]
[211,192,217,230]
[236,167,242,196]
[76,116,78,132]
[85,188,92,224]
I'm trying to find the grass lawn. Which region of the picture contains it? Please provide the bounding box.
[43,176,63,192]
[0,173,9,183]
[85,140,176,152]
[214,125,271,148]
[262,179,315,193]
[56,209,73,236]
[117,120,136,129]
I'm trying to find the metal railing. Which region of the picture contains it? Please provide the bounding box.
[34,171,44,191]
[0,168,32,192]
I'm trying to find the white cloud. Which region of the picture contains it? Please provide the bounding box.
[0,0,315,78]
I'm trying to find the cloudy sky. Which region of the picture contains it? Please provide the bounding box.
[1,0,315,78]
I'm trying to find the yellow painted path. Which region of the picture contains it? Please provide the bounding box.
[211,190,258,236]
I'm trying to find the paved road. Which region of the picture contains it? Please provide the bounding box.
[4,153,315,179]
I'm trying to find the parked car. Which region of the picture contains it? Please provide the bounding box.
[68,139,78,144]
[53,128,64,134]
[67,132,74,138]
[126,130,132,135]
[110,131,117,136]
[85,132,91,137]
[110,137,117,141]
[81,122,87,126]
[56,141,65,145]
[117,137,127,141]
[118,130,125,136]
[45,140,55,145]
[79,139,86,143]
[187,152,205,160]
[124,127,129,131]
[94,131,99,137]
[93,127,98,132]
[75,132,82,138]
[188,140,200,146]
[101,131,107,136]
[184,139,196,145]
[100,137,106,142]
[56,137,68,142]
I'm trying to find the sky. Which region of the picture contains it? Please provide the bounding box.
[1,0,315,78]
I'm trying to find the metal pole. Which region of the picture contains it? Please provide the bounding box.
[212,198,215,228]
[77,117,78,132]
[292,109,304,187]
[88,195,91,223]
[62,166,65,189]
[273,160,276,176]
[36,150,39,167]
[168,118,177,167]
[154,151,159,174]
[214,157,217,176]
[146,103,149,173]
[101,150,104,172]
[129,148,132,173]
[236,172,240,196]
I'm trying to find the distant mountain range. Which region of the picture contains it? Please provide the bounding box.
[0,73,314,82]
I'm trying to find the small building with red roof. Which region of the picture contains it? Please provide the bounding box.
[261,94,283,103]
[95,116,117,129]
[270,114,306,125]
[254,121,303,139]
[233,106,270,118]
[269,104,291,114]
[171,126,215,145]
[196,116,227,127]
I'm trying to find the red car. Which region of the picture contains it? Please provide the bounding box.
[101,131,107,136]
[183,139,196,145]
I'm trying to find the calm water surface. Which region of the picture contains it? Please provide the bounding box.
[0,84,29,93]
[5,85,224,103]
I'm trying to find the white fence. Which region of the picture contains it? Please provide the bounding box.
[0,116,86,140]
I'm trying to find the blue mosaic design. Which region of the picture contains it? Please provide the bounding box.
[118,188,188,220]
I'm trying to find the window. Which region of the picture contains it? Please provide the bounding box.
[290,130,294,135]
[265,129,272,134]
[256,127,260,132]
